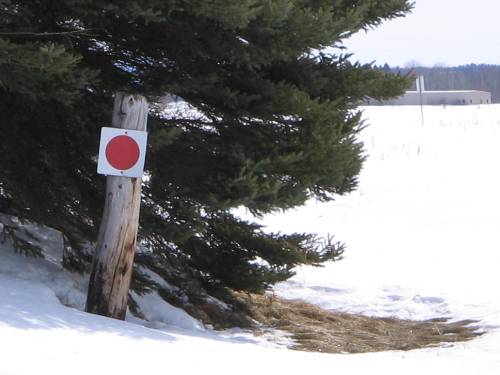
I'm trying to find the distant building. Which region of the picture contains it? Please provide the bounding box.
[367,76,492,106]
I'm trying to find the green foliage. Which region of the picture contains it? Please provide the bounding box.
[0,39,96,105]
[0,0,413,295]
[0,220,43,257]
[181,214,345,293]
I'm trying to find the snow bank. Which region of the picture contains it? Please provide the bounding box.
[0,215,208,331]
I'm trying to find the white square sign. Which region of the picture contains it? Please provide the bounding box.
[97,127,148,178]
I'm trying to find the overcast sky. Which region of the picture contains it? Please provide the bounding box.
[344,0,500,67]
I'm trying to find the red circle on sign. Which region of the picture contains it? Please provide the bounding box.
[105,135,140,170]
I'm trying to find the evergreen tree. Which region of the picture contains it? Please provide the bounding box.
[0,1,412,299]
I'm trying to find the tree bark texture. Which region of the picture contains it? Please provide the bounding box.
[86,93,148,320]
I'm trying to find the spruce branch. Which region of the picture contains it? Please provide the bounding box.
[0,29,95,38]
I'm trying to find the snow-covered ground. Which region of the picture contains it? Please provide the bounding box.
[268,105,500,369]
[1,105,500,374]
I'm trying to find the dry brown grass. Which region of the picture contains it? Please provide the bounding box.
[237,293,482,354]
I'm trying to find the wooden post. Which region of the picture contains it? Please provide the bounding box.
[86,93,148,320]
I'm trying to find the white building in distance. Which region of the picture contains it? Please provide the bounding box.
[367,76,492,106]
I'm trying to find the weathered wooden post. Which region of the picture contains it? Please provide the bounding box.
[86,92,148,320]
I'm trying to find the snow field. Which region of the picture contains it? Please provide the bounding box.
[2,104,500,374]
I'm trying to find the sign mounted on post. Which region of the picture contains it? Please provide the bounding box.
[97,127,147,178]
[87,93,149,320]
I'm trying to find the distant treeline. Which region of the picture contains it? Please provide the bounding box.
[382,64,500,103]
